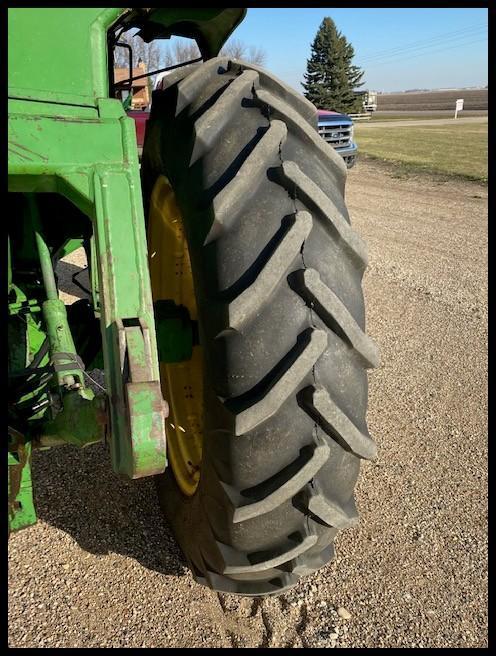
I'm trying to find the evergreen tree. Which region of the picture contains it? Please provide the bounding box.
[303,18,364,113]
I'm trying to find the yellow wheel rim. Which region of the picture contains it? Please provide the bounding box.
[148,176,203,497]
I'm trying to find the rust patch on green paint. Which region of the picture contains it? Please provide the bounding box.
[8,141,48,161]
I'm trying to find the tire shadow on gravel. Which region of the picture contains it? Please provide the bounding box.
[31,441,188,578]
[32,260,187,577]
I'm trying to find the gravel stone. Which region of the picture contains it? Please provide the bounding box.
[8,160,487,648]
[337,607,352,621]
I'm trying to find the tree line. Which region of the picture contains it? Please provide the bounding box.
[114,32,266,79]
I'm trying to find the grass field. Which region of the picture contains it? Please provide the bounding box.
[355,122,488,182]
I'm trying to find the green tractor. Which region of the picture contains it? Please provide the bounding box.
[8,8,378,596]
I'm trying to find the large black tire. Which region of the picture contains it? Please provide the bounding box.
[142,58,379,596]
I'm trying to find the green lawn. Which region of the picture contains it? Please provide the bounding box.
[355,122,488,181]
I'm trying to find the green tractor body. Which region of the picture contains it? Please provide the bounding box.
[8,7,244,527]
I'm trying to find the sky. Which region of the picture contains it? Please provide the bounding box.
[230,8,488,93]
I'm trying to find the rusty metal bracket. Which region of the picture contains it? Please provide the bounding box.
[8,428,36,533]
[111,319,168,479]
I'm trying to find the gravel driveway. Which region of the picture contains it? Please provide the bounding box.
[8,159,488,648]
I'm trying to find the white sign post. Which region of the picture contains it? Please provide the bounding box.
[454,98,464,119]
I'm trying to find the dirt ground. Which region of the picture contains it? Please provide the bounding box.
[8,159,487,648]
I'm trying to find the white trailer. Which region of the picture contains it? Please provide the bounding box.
[362,90,378,113]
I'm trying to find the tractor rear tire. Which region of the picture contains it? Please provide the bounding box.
[142,57,379,596]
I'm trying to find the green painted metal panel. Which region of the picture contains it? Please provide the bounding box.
[8,110,126,175]
[39,392,106,448]
[8,8,123,106]
[8,99,99,120]
[93,169,151,322]
[54,238,85,261]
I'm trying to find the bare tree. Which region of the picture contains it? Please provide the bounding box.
[220,38,246,60]
[163,40,201,66]
[220,38,267,66]
[114,30,163,72]
[164,38,267,66]
[114,31,267,76]
[247,45,267,67]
